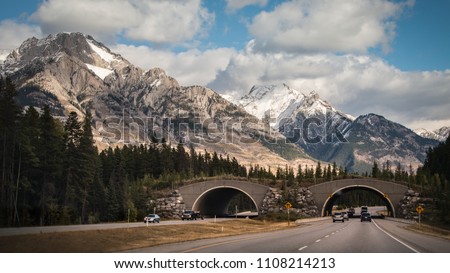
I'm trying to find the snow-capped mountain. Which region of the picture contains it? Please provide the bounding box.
[237,84,354,129]
[0,50,9,64]
[415,127,450,142]
[1,32,313,169]
[235,83,439,171]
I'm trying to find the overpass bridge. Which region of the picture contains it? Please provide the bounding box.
[172,179,409,218]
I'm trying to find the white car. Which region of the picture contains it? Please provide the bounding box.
[144,214,160,223]
[342,211,349,221]
[332,212,345,222]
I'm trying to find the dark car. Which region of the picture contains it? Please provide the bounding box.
[181,210,203,220]
[360,212,372,222]
[144,214,160,223]
[348,208,355,218]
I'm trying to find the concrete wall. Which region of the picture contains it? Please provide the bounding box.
[309,179,408,217]
[178,180,269,214]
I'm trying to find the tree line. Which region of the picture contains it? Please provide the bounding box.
[0,78,248,227]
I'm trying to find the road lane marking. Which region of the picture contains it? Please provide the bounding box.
[180,235,261,253]
[325,235,330,238]
[315,239,321,242]
[298,246,308,251]
[372,220,420,253]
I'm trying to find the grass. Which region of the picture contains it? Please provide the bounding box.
[404,222,450,240]
[0,219,293,253]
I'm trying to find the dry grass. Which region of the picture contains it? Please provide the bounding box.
[404,223,450,240]
[0,219,292,253]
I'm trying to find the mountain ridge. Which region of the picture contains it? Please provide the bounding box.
[1,32,315,170]
[234,83,440,171]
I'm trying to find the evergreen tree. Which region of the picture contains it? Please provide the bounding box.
[0,77,22,226]
[315,161,322,179]
[371,161,380,178]
[78,111,98,223]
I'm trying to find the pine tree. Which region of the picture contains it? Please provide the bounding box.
[315,161,322,179]
[78,111,98,223]
[62,111,83,222]
[0,77,22,226]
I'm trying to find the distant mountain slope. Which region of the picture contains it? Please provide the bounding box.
[0,32,314,169]
[415,127,450,142]
[236,84,439,171]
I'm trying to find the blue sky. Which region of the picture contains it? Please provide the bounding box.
[0,0,449,130]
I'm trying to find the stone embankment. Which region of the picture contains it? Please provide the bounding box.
[398,189,433,219]
[261,187,319,217]
[156,190,185,219]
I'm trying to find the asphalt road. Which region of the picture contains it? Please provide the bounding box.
[0,218,231,237]
[126,218,450,253]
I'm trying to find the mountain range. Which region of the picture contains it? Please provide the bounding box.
[0,32,313,170]
[0,32,445,172]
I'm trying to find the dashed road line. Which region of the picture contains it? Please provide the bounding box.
[298,246,308,251]
[315,239,321,243]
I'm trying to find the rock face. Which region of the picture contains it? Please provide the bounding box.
[156,190,185,219]
[1,32,313,169]
[261,187,318,217]
[398,189,433,220]
[237,84,440,172]
[415,127,450,142]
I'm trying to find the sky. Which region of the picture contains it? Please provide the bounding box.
[0,0,449,131]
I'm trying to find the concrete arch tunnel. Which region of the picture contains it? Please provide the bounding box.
[309,179,409,217]
[178,180,270,217]
[177,179,409,218]
[321,185,396,217]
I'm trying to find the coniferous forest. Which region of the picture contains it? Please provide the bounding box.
[1,77,449,227]
[0,78,247,227]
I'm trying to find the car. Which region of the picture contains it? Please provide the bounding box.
[144,214,160,223]
[332,212,345,222]
[360,206,368,215]
[348,208,355,218]
[342,211,349,221]
[360,212,372,222]
[181,210,203,220]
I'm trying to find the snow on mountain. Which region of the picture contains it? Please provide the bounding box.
[239,84,304,128]
[238,84,354,129]
[0,50,10,64]
[85,63,113,80]
[415,127,450,142]
[0,32,314,170]
[86,38,116,64]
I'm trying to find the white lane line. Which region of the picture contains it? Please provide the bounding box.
[372,220,420,253]
[325,235,330,238]
[298,246,308,251]
[331,232,335,235]
[315,239,321,243]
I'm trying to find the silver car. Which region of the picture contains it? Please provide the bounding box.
[332,212,345,222]
[342,211,349,221]
[144,214,160,223]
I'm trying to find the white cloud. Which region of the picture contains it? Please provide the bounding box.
[226,0,268,12]
[248,0,413,54]
[31,0,213,45]
[124,0,214,44]
[112,44,235,87]
[208,41,450,131]
[0,20,42,50]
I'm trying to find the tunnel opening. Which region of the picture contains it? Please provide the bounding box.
[192,187,258,217]
[322,186,395,217]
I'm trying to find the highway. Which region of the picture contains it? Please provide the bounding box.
[0,218,231,237]
[126,218,450,253]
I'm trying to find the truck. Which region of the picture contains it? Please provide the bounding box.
[181,210,203,220]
